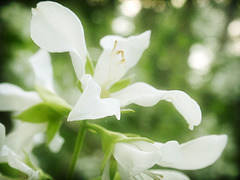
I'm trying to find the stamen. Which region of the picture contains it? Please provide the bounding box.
[116,50,126,64]
[144,170,164,180]
[112,40,118,52]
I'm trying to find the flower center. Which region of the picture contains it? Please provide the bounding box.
[112,40,126,64]
[101,40,127,93]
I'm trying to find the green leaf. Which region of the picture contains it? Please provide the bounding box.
[109,77,132,93]
[36,86,72,113]
[120,108,135,113]
[15,103,60,123]
[24,151,37,171]
[46,118,62,144]
[109,158,117,180]
[76,80,83,93]
[85,56,94,76]
[24,152,53,180]
[100,144,114,175]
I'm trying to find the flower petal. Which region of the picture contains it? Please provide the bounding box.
[29,49,54,93]
[100,30,151,69]
[0,123,5,149]
[30,1,87,79]
[111,82,201,130]
[67,75,120,121]
[6,150,39,179]
[113,141,161,176]
[94,31,151,88]
[48,132,64,153]
[0,83,42,111]
[150,169,190,180]
[156,135,228,170]
[5,122,46,156]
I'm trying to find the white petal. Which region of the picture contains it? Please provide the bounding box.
[157,135,228,170]
[30,1,87,79]
[7,151,39,179]
[0,83,42,111]
[93,49,127,89]
[150,169,190,180]
[0,123,5,149]
[48,132,64,153]
[100,30,151,69]
[111,82,202,129]
[5,122,46,156]
[67,75,120,121]
[113,142,161,176]
[0,145,39,179]
[29,49,54,93]
[94,31,151,88]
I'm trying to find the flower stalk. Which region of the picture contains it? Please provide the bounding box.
[67,121,87,180]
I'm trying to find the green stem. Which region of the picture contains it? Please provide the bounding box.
[67,121,87,180]
[85,122,107,135]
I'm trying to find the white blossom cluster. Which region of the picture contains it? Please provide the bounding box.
[0,1,227,180]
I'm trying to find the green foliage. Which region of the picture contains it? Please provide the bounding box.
[24,152,53,180]
[36,86,72,113]
[46,118,62,144]
[15,103,60,123]
[85,56,95,76]
[109,77,132,93]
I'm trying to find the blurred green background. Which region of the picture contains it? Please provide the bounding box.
[0,0,239,179]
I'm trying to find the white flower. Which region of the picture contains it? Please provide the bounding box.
[107,135,227,180]
[69,32,201,130]
[0,123,39,180]
[30,1,87,80]
[30,1,201,129]
[0,49,64,153]
[67,74,121,121]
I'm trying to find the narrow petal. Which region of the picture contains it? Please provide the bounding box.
[48,132,64,153]
[5,122,46,156]
[150,169,190,180]
[111,82,201,129]
[29,49,54,93]
[67,75,120,121]
[0,123,5,149]
[0,135,39,179]
[113,141,161,176]
[156,135,228,170]
[7,150,39,179]
[94,31,151,88]
[30,1,87,79]
[0,83,42,111]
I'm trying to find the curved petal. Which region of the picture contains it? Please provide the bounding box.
[111,82,201,130]
[7,151,39,179]
[48,132,64,153]
[0,146,39,179]
[113,141,161,176]
[29,49,54,93]
[0,83,42,112]
[5,122,46,156]
[67,75,120,121]
[93,49,127,89]
[150,169,190,180]
[30,1,87,79]
[0,123,5,149]
[94,31,151,88]
[100,30,151,69]
[156,135,228,170]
